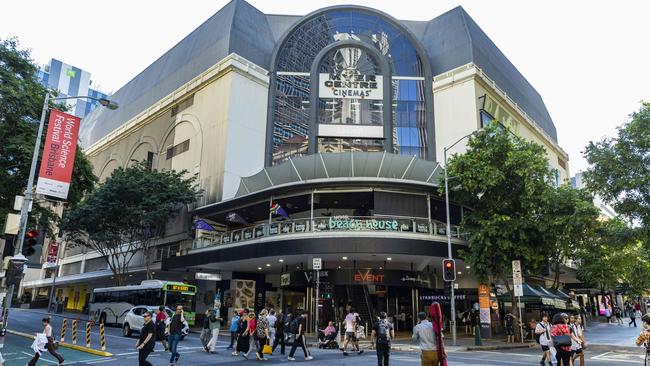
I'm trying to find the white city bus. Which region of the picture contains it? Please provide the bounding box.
[89,280,197,326]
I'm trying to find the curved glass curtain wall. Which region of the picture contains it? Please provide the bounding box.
[272,9,427,165]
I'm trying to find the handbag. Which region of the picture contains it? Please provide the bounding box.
[552,334,571,347]
[262,340,273,355]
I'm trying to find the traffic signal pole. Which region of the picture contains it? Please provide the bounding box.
[443,145,457,346]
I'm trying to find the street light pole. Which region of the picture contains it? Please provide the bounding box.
[3,94,117,324]
[443,129,483,347]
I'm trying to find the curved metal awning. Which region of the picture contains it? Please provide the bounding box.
[235,152,443,197]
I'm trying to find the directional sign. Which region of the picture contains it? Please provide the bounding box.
[514,284,523,297]
[512,260,523,296]
[313,258,322,270]
[512,260,521,273]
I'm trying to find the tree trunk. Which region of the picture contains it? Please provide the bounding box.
[551,261,561,289]
[144,245,153,280]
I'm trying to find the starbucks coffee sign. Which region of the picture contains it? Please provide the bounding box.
[319,73,383,100]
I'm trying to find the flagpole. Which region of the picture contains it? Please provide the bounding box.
[268,195,273,225]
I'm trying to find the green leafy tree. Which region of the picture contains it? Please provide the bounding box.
[542,185,601,288]
[584,102,650,236]
[61,162,201,285]
[576,218,637,292]
[0,38,96,238]
[444,123,555,298]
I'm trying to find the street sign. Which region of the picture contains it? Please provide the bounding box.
[512,260,521,273]
[313,258,322,270]
[514,284,523,297]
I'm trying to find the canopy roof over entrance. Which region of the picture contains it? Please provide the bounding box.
[235,152,443,198]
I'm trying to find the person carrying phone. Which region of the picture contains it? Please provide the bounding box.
[168,305,186,366]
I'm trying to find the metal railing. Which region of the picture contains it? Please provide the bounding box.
[193,216,467,249]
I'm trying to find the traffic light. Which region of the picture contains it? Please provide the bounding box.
[442,259,456,282]
[23,230,39,256]
[5,260,25,287]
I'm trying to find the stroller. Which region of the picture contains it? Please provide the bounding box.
[318,328,339,349]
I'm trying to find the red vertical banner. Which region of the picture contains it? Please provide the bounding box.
[47,240,60,264]
[36,109,81,199]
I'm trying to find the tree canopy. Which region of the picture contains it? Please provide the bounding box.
[61,162,201,285]
[444,123,555,291]
[0,38,96,237]
[584,102,650,234]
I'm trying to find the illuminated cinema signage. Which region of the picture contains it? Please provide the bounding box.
[319,73,383,100]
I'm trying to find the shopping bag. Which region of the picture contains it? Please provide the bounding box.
[262,341,273,355]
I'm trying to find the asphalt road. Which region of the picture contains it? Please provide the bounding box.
[4,309,647,365]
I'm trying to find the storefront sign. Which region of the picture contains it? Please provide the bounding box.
[353,269,384,283]
[478,284,491,333]
[36,109,81,199]
[419,294,466,302]
[319,73,383,100]
[326,216,399,231]
[195,272,222,281]
[280,273,290,287]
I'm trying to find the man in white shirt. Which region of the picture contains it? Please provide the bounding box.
[412,312,438,366]
[535,313,553,366]
[341,308,363,356]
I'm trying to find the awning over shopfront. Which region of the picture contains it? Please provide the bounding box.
[498,284,555,305]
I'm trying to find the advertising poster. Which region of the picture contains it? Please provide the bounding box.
[35,109,81,199]
[231,279,255,309]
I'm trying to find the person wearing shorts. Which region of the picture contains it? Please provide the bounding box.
[535,313,553,366]
[342,308,363,356]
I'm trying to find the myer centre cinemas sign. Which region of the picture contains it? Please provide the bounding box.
[319,73,383,100]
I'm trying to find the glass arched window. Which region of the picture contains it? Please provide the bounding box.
[270,9,428,165]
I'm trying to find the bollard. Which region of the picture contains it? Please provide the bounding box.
[337,321,342,345]
[86,322,91,348]
[72,320,78,344]
[100,323,106,351]
[60,319,67,342]
[474,324,482,346]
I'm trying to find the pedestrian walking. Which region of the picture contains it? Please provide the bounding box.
[605,307,612,324]
[255,309,271,361]
[571,314,585,366]
[550,313,572,366]
[168,305,185,365]
[156,306,169,351]
[206,307,223,353]
[200,309,211,351]
[228,310,241,349]
[412,312,438,366]
[631,309,640,327]
[28,317,65,366]
[341,308,363,356]
[615,306,624,325]
[635,314,650,366]
[504,311,516,343]
[233,310,250,356]
[267,309,277,347]
[243,311,257,359]
[429,302,448,366]
[135,311,155,366]
[272,309,286,355]
[288,311,313,361]
[371,311,394,366]
[535,313,553,366]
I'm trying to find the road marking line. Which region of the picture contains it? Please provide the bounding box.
[113,351,139,356]
[86,359,116,364]
[591,351,613,359]
[471,350,537,357]
[21,351,58,363]
[450,355,538,365]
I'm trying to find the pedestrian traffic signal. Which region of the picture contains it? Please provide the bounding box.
[23,230,39,256]
[443,259,456,282]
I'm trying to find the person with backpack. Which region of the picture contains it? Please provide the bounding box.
[272,309,286,355]
[288,310,313,361]
[371,312,394,366]
[228,310,241,350]
[571,314,585,366]
[535,313,553,366]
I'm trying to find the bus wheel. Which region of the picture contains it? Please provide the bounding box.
[99,313,107,325]
[123,323,132,337]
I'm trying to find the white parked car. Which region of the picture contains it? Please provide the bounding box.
[122,306,189,339]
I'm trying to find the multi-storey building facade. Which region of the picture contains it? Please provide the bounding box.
[23,1,569,326]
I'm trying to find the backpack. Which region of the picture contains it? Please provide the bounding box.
[289,318,299,334]
[375,320,390,344]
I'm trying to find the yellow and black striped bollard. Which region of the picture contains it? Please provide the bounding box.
[100,323,106,351]
[60,319,67,342]
[86,321,91,348]
[72,320,78,344]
